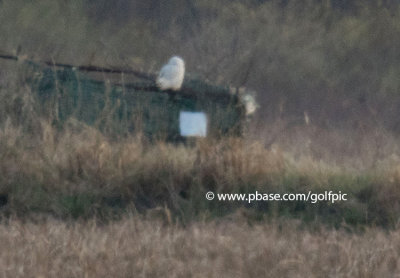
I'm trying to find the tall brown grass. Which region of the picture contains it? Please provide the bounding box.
[1,117,400,227]
[0,217,399,277]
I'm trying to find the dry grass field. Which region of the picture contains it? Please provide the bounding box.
[0,217,399,278]
[0,119,400,277]
[1,0,400,277]
[1,119,400,228]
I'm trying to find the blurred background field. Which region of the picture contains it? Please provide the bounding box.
[1,0,400,276]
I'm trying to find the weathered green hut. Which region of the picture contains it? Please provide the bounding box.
[29,64,246,140]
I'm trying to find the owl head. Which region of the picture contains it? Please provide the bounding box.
[168,56,185,67]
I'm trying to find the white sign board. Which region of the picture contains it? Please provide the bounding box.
[179,111,207,137]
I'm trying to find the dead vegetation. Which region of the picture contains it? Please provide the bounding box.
[0,118,400,229]
[0,217,399,278]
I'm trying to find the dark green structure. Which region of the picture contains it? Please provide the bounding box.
[30,65,245,140]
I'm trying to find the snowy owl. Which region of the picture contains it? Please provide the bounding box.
[156,56,185,91]
[230,87,259,116]
[241,94,258,115]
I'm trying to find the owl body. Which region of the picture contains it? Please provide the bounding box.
[156,56,185,91]
[241,94,258,115]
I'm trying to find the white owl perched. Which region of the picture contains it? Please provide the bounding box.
[156,56,185,91]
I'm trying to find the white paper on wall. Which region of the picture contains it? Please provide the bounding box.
[179,111,207,137]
